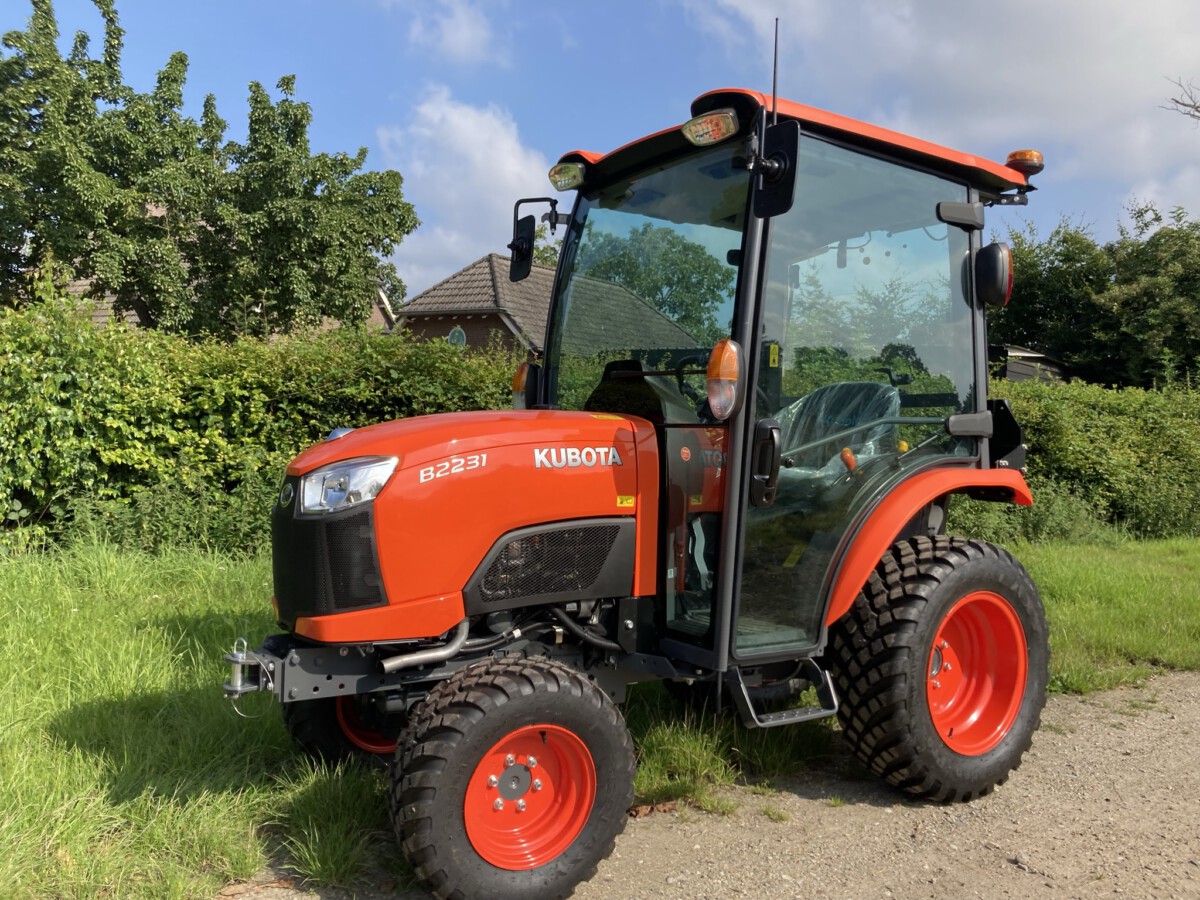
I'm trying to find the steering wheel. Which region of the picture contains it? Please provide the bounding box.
[672,353,709,403]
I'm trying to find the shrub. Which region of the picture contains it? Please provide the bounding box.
[0,299,520,553]
[995,379,1200,539]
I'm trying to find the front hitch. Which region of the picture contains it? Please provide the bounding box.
[224,637,278,699]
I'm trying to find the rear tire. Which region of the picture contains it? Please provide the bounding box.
[282,695,401,768]
[390,656,635,900]
[827,535,1048,801]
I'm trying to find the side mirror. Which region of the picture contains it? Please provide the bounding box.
[508,213,536,283]
[753,119,800,219]
[976,241,1014,307]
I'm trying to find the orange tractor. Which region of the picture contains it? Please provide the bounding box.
[227,88,1047,899]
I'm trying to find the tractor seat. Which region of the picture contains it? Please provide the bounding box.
[584,359,667,423]
[778,381,901,469]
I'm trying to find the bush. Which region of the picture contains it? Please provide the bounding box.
[947,475,1124,546]
[0,299,520,553]
[994,379,1200,539]
[7,299,1200,553]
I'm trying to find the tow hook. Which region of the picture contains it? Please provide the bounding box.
[224,637,268,699]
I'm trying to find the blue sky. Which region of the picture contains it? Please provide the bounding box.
[6,0,1200,298]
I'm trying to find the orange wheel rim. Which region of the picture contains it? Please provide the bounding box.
[335,696,396,755]
[927,591,1028,756]
[464,724,596,870]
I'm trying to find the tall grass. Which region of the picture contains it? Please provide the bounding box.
[2,539,1198,895]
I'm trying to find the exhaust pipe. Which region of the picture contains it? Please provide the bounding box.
[380,619,470,674]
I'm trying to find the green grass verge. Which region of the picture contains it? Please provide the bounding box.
[1014,539,1200,692]
[1,538,1197,895]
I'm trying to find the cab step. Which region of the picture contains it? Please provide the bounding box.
[728,659,839,729]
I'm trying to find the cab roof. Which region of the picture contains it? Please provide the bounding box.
[557,88,1030,195]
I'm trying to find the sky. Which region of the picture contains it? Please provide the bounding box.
[6,0,1200,299]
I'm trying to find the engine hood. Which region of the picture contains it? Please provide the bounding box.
[287,409,649,476]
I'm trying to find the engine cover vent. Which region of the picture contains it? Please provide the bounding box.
[463,518,636,615]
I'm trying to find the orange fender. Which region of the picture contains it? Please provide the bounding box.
[824,468,1033,627]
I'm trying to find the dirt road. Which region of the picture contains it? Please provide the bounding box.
[224,671,1200,899]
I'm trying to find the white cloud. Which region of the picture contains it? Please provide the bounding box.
[677,0,1200,230]
[400,0,508,67]
[378,85,552,297]
[1129,164,1200,224]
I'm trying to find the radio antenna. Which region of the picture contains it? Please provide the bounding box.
[771,17,780,125]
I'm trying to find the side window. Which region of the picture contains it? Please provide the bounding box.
[759,138,974,460]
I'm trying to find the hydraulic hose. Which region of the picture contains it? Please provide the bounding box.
[546,605,623,653]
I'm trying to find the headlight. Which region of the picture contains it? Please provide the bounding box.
[298,456,399,516]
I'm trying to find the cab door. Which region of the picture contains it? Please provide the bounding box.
[731,134,980,661]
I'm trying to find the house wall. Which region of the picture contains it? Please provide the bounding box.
[398,314,519,350]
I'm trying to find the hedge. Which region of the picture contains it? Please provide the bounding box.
[0,299,519,552]
[984,378,1200,539]
[5,299,1199,553]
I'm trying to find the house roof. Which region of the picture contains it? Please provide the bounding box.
[397,253,702,356]
[555,274,699,356]
[396,253,554,351]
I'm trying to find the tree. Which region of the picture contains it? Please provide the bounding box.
[576,222,734,344]
[990,207,1200,388]
[989,219,1117,381]
[1101,204,1200,386]
[1166,77,1200,123]
[0,0,418,336]
[532,223,561,268]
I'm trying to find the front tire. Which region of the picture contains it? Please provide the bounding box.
[282,695,401,767]
[390,656,635,900]
[827,535,1049,801]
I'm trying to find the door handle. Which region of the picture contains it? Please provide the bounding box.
[750,418,782,508]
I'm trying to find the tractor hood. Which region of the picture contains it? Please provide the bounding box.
[287,410,650,477]
[278,409,662,643]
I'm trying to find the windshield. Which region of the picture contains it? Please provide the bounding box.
[544,143,751,424]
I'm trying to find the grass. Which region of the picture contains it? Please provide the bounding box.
[1,537,1198,896]
[1014,539,1200,692]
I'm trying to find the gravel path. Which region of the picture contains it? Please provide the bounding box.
[221,671,1200,899]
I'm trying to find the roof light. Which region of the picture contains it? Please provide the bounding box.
[706,338,744,421]
[548,162,586,191]
[682,109,740,147]
[1005,149,1044,178]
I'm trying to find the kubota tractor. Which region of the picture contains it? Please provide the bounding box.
[226,88,1048,899]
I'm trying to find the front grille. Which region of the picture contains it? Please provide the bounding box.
[272,478,386,628]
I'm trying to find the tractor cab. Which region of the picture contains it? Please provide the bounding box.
[511,89,1037,684]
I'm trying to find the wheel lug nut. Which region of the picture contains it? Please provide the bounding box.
[532,779,543,791]
[516,800,527,812]
[493,799,504,810]
[527,755,537,768]
[943,663,952,672]
[487,775,498,788]
[932,680,941,689]
[505,754,515,766]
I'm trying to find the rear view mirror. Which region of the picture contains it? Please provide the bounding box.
[508,213,536,283]
[976,241,1014,307]
[753,119,800,219]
